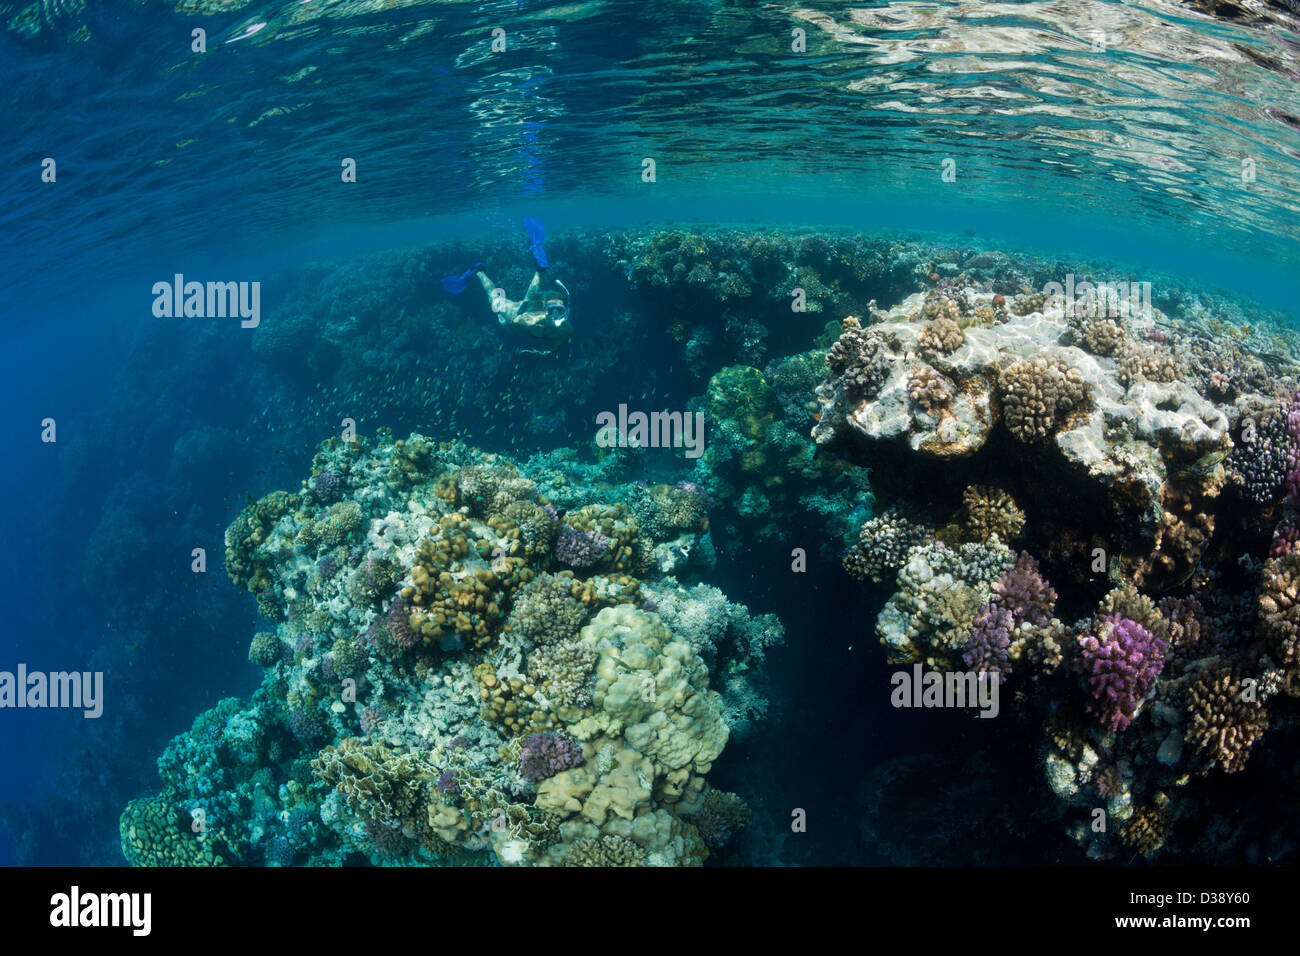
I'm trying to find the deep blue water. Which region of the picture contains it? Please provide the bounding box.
[3,0,1300,866]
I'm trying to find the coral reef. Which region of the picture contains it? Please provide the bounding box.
[813,271,1300,862]
[122,430,776,867]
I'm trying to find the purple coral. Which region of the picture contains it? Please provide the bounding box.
[1272,516,1300,557]
[316,552,340,579]
[553,523,611,569]
[358,704,385,736]
[288,704,330,742]
[1286,391,1300,505]
[1077,614,1168,732]
[519,731,583,783]
[314,470,344,503]
[385,596,417,650]
[990,551,1057,626]
[674,480,714,506]
[963,604,1013,676]
[436,768,461,797]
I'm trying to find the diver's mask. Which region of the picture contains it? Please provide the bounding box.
[544,297,567,325]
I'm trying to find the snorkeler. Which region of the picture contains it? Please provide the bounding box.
[442,217,572,352]
[474,267,572,347]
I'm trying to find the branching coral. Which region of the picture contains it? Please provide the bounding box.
[1227,402,1289,504]
[988,551,1056,626]
[917,317,964,355]
[825,316,891,400]
[876,540,1013,666]
[1185,662,1269,774]
[527,641,598,708]
[843,505,934,584]
[998,356,1089,443]
[1116,342,1181,386]
[907,365,955,412]
[960,485,1025,543]
[962,604,1013,676]
[1077,614,1168,732]
[506,573,590,646]
[1082,318,1126,356]
[519,731,584,783]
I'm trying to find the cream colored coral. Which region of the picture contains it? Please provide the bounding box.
[572,605,729,775]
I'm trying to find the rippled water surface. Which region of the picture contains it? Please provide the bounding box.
[4,0,1299,305]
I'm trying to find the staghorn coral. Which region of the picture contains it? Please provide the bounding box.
[999,356,1090,443]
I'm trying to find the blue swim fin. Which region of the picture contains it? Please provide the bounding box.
[441,263,484,295]
[524,217,548,269]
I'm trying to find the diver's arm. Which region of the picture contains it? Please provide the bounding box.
[524,271,543,307]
